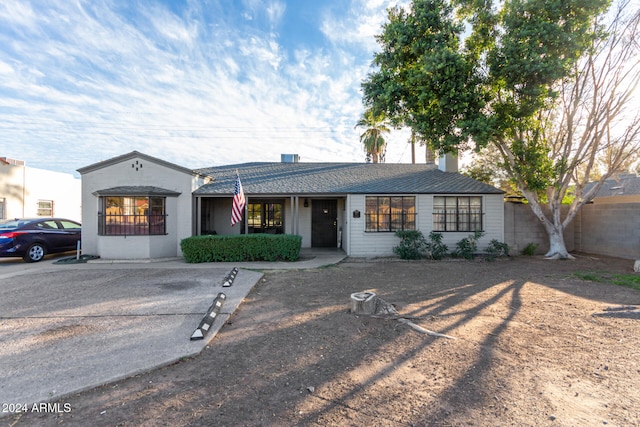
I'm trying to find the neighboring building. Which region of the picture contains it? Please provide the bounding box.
[584,173,640,204]
[78,151,504,259]
[0,157,81,221]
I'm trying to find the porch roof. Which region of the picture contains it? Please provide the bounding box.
[194,162,503,195]
[93,186,182,197]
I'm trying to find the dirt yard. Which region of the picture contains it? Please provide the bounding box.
[8,254,640,427]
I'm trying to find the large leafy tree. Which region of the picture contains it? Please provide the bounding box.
[363,0,484,152]
[362,0,639,259]
[355,109,391,163]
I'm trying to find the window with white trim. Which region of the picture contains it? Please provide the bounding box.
[37,199,54,216]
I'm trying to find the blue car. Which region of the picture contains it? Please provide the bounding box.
[0,218,82,262]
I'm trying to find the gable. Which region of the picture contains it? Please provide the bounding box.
[77,151,197,177]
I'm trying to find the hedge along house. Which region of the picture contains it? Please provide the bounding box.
[194,154,505,257]
[77,151,210,259]
[78,151,504,259]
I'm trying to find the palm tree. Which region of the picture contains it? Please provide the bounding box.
[410,130,436,164]
[355,109,390,163]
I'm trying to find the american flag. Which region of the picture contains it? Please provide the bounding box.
[231,172,246,226]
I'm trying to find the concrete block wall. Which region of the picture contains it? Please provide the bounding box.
[576,203,640,259]
[505,202,639,260]
[504,203,574,255]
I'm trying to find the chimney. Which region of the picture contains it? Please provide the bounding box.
[438,153,458,173]
[281,154,299,163]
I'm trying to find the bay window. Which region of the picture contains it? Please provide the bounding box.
[99,196,166,236]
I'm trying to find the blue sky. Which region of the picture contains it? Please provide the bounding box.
[0,0,415,176]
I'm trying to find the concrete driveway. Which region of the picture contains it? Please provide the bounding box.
[0,256,263,408]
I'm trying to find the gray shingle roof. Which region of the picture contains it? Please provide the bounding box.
[585,174,640,198]
[194,162,503,195]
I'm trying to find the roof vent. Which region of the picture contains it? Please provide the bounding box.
[281,154,299,163]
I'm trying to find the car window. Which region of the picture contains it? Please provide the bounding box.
[59,220,81,230]
[0,219,27,229]
[36,221,59,230]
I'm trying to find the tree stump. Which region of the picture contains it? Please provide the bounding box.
[350,292,378,315]
[350,292,399,317]
[349,291,456,339]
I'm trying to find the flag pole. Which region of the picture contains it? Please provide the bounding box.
[236,168,241,233]
[237,169,247,233]
[231,169,246,228]
[244,193,248,235]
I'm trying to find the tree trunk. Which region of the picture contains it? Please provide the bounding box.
[350,292,378,315]
[411,132,416,164]
[425,146,435,163]
[545,226,574,259]
[521,189,575,260]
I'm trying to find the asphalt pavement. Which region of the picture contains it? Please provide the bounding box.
[0,249,346,413]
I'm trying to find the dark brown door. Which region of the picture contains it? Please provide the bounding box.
[311,199,337,247]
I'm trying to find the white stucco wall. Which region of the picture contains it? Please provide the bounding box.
[345,193,504,257]
[80,154,197,259]
[0,162,81,221]
[296,199,312,247]
[212,198,237,236]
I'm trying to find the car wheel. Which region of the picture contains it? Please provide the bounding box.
[24,243,46,262]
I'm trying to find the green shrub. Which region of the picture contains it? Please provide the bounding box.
[486,239,510,261]
[180,234,302,263]
[425,231,448,260]
[393,230,427,260]
[452,231,484,260]
[521,242,539,256]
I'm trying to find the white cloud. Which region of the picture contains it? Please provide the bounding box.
[0,1,38,33]
[0,0,417,175]
[0,60,13,75]
[238,36,283,70]
[320,0,404,51]
[240,0,286,28]
[266,0,286,28]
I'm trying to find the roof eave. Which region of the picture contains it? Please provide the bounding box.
[77,151,199,176]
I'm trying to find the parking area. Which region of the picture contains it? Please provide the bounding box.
[0,256,263,407]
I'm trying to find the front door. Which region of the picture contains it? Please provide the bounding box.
[311,199,337,247]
